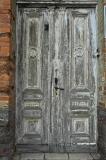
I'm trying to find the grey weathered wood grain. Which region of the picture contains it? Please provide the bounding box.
[16,0,97,6]
[16,6,97,152]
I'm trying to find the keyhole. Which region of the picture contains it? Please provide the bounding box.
[55,77,58,86]
[44,24,49,31]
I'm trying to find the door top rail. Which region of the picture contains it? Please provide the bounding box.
[16,0,98,6]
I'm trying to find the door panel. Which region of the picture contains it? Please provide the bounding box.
[70,9,97,150]
[49,9,71,149]
[16,7,97,152]
[16,8,45,144]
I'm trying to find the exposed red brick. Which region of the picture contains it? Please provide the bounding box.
[0,1,3,9]
[0,14,10,23]
[0,35,10,43]
[0,59,9,72]
[0,41,10,47]
[0,0,11,10]
[0,0,12,106]
[0,24,11,33]
[0,73,10,81]
[0,46,10,57]
[0,81,10,92]
[102,48,106,53]
[0,96,10,102]
[0,10,10,14]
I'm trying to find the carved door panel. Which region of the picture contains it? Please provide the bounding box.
[69,9,97,152]
[16,7,97,152]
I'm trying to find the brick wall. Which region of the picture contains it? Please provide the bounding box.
[98,0,106,158]
[98,0,105,108]
[0,0,11,101]
[0,0,15,158]
[98,0,106,108]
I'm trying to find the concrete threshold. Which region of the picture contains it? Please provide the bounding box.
[14,153,100,160]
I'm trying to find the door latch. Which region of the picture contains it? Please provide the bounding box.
[54,77,64,95]
[54,86,64,91]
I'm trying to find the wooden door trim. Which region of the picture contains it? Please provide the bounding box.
[16,0,97,8]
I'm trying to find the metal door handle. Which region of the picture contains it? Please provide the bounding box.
[54,77,64,91]
[54,86,64,91]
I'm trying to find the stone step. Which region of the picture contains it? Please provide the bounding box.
[45,153,68,160]
[14,153,100,160]
[69,153,100,160]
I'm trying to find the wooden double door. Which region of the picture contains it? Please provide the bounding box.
[16,7,97,152]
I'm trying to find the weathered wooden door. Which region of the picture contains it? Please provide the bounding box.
[16,7,97,152]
